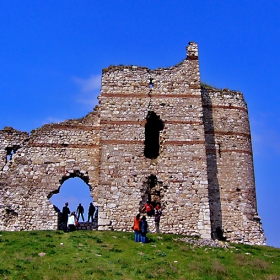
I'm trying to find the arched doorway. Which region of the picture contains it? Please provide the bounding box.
[49,177,97,229]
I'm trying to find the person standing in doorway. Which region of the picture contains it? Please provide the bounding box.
[154,203,162,233]
[142,200,154,217]
[88,202,95,222]
[76,203,85,222]
[62,202,70,231]
[67,212,78,231]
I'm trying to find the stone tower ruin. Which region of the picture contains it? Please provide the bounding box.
[0,42,265,245]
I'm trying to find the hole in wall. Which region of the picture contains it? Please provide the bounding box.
[144,111,164,159]
[215,227,226,241]
[140,174,167,212]
[149,78,153,88]
[5,145,20,162]
[3,207,18,226]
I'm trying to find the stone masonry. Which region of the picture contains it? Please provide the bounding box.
[0,42,265,245]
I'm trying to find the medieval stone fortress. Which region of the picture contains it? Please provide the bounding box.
[0,42,265,245]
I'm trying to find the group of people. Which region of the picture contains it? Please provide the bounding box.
[61,202,97,231]
[133,201,162,243]
[61,200,162,239]
[76,202,96,222]
[142,201,162,234]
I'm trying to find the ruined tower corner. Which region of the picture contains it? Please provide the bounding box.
[186,42,198,59]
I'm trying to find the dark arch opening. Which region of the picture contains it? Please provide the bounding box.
[140,174,168,212]
[144,111,164,159]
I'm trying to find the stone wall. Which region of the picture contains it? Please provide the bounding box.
[202,87,265,244]
[97,43,211,238]
[0,42,265,245]
[0,111,100,230]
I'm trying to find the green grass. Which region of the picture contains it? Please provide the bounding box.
[0,230,279,279]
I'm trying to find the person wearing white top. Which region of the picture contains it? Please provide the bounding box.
[67,212,77,231]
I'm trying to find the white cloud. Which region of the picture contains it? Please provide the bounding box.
[73,74,101,108]
[76,94,99,107]
[73,74,101,93]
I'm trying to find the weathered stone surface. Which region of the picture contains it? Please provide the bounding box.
[0,42,265,245]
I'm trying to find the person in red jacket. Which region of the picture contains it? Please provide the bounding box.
[132,213,141,242]
[142,201,154,216]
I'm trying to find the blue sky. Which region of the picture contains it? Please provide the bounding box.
[0,1,279,247]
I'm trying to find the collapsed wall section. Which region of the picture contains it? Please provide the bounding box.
[202,86,265,245]
[0,110,101,230]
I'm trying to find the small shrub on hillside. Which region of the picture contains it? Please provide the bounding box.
[157,251,167,257]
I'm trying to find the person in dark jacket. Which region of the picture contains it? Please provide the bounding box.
[76,203,84,222]
[62,202,70,231]
[140,215,148,243]
[88,202,95,222]
[154,203,162,233]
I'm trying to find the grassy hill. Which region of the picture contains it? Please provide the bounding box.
[0,230,279,279]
